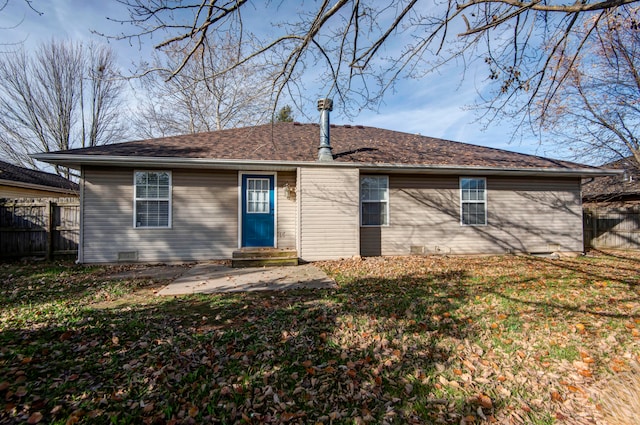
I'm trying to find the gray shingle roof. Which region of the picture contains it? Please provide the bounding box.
[43,122,597,171]
[582,157,640,201]
[0,160,78,191]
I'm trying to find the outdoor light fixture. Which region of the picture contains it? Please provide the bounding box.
[284,183,296,200]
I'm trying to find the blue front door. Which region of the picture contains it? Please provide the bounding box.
[241,175,275,247]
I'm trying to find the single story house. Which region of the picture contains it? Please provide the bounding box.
[32,101,616,264]
[0,160,78,199]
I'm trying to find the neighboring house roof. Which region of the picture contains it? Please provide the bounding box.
[0,160,78,194]
[582,157,640,202]
[32,122,616,177]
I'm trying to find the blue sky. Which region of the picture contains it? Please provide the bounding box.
[0,1,558,158]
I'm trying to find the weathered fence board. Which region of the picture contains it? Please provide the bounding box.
[584,206,640,250]
[0,198,80,259]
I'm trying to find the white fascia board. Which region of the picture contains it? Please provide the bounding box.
[0,178,78,195]
[30,153,621,178]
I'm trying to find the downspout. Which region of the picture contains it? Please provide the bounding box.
[317,98,334,161]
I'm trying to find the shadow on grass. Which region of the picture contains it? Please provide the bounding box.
[0,267,497,424]
[0,261,170,311]
[528,254,640,288]
[587,249,640,265]
[4,253,638,424]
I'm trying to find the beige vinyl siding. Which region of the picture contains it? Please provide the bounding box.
[82,167,238,263]
[276,171,297,249]
[298,167,359,261]
[360,175,582,256]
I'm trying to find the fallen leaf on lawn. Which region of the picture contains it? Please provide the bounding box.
[551,391,563,402]
[565,385,584,393]
[580,354,595,364]
[463,359,476,372]
[477,394,493,409]
[59,331,74,341]
[405,383,413,394]
[27,412,43,424]
[478,407,491,422]
[66,410,85,425]
[85,409,102,419]
[188,406,199,417]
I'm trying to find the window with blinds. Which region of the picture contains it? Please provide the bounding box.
[360,175,389,226]
[134,171,171,228]
[460,177,486,226]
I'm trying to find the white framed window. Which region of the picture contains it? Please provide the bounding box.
[360,175,389,226]
[134,171,171,228]
[246,178,270,213]
[460,177,486,226]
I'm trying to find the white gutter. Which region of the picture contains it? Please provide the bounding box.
[30,153,621,178]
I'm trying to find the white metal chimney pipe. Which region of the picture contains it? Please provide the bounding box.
[317,98,333,161]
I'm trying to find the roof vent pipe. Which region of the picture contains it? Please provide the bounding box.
[317,98,334,161]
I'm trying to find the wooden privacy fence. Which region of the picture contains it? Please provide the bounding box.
[584,206,640,250]
[0,198,80,259]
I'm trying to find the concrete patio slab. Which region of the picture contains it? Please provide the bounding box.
[157,263,337,295]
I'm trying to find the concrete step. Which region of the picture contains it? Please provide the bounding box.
[231,248,298,268]
[233,248,298,259]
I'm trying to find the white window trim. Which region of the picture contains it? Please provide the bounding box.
[459,176,487,227]
[360,175,390,227]
[133,170,172,229]
[245,177,271,214]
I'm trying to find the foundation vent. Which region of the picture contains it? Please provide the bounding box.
[117,251,138,262]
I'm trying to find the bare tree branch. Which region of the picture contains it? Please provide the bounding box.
[132,33,274,138]
[108,0,640,133]
[538,6,640,165]
[0,40,126,176]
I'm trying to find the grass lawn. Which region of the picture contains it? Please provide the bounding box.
[1,252,639,424]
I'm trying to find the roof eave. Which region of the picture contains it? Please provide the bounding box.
[31,153,620,178]
[0,178,78,195]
